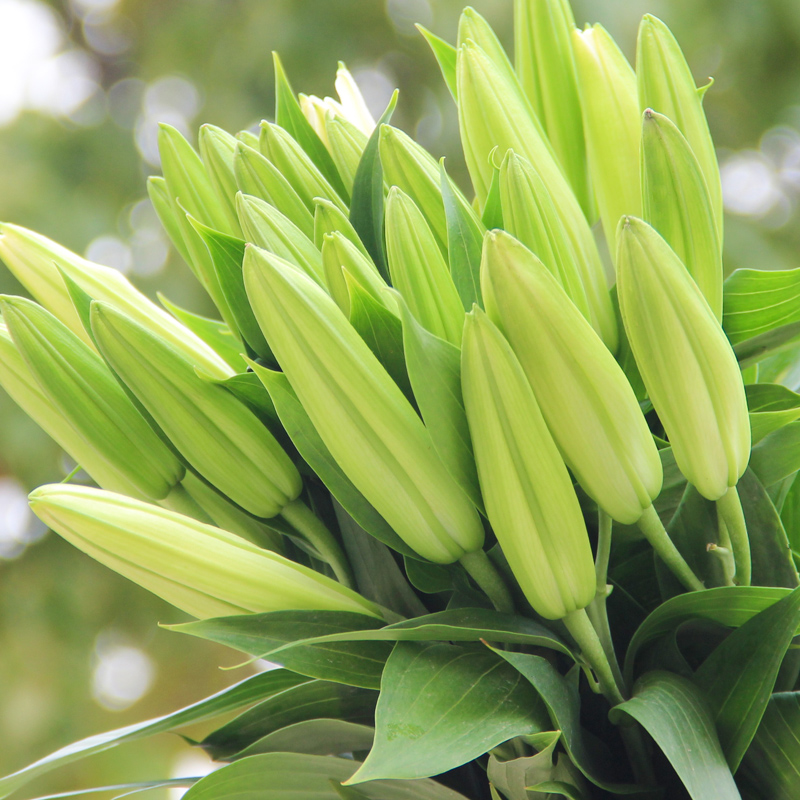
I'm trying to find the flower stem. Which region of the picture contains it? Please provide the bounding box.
[460,549,515,614]
[716,486,751,586]
[637,504,704,591]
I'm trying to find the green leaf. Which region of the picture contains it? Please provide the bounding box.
[693,585,800,769]
[214,371,280,427]
[232,718,375,759]
[0,671,306,799]
[417,26,457,100]
[750,420,800,488]
[273,52,349,201]
[350,92,398,282]
[404,556,460,594]
[440,160,484,310]
[734,322,800,369]
[157,293,243,370]
[249,363,415,557]
[609,671,740,800]
[397,293,483,510]
[747,383,800,444]
[200,680,377,759]
[348,642,549,783]
[182,753,469,800]
[481,161,504,229]
[168,610,390,689]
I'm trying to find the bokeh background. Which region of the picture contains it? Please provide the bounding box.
[1,0,799,795]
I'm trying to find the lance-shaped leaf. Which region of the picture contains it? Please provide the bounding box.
[326,115,369,196]
[461,308,595,620]
[1,297,184,500]
[514,0,591,218]
[0,222,233,378]
[747,383,800,444]
[243,245,484,564]
[483,231,662,525]
[90,301,301,518]
[642,109,722,319]
[232,142,314,238]
[637,14,723,237]
[321,232,389,316]
[617,218,750,501]
[572,24,641,255]
[29,484,379,619]
[198,124,243,235]
[236,192,324,284]
[386,187,465,346]
[314,197,370,258]
[417,25,457,100]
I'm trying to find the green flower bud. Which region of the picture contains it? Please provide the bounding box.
[260,122,348,212]
[641,109,723,320]
[637,14,723,237]
[461,307,595,620]
[321,232,390,317]
[325,116,368,196]
[236,192,324,285]
[29,484,380,619]
[313,197,370,259]
[198,124,243,235]
[616,218,750,500]
[233,142,315,239]
[385,188,465,347]
[572,24,641,255]
[0,223,233,379]
[482,231,662,524]
[456,39,618,352]
[299,93,333,147]
[90,302,302,517]
[513,0,592,218]
[243,245,484,564]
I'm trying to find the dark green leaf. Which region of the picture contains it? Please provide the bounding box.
[232,718,374,759]
[417,27,457,100]
[214,371,279,427]
[734,322,800,368]
[350,93,398,282]
[780,474,800,559]
[404,554,460,593]
[348,642,550,782]
[693,586,800,769]
[610,671,740,800]
[747,383,800,444]
[750,420,800,488]
[167,610,389,689]
[482,162,504,230]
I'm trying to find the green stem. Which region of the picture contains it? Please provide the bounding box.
[637,504,704,592]
[460,549,515,614]
[716,486,751,586]
[280,499,355,589]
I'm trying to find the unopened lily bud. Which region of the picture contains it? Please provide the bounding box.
[236,192,324,285]
[260,122,348,212]
[0,223,232,379]
[30,485,380,619]
[198,124,243,235]
[322,232,390,317]
[617,218,750,500]
[461,308,595,620]
[513,0,592,217]
[637,14,722,236]
[334,62,376,137]
[325,116,369,195]
[385,188,465,346]
[482,231,662,524]
[641,109,722,319]
[572,24,641,254]
[243,245,484,564]
[1,297,184,500]
[299,93,335,147]
[313,197,370,258]
[456,39,617,351]
[233,142,314,239]
[90,302,302,518]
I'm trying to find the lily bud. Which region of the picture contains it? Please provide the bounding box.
[616,218,750,500]
[513,0,592,217]
[637,14,723,237]
[325,116,368,195]
[572,24,641,254]
[198,124,243,235]
[321,232,390,317]
[313,197,370,258]
[461,307,595,620]
[243,245,484,564]
[333,61,376,137]
[482,231,662,524]
[641,109,722,319]
[299,93,334,147]
[90,302,302,518]
[385,188,465,346]
[29,484,380,619]
[0,223,232,379]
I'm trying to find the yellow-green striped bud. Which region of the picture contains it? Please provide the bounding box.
[0,223,232,379]
[313,197,370,258]
[637,14,722,237]
[457,8,518,101]
[513,0,592,218]
[617,218,750,500]
[461,308,595,620]
[243,245,484,564]
[30,484,379,619]
[90,302,302,517]
[198,124,243,235]
[236,192,324,285]
[325,116,369,196]
[572,24,641,255]
[299,93,334,148]
[482,231,662,524]
[333,61,376,137]
[321,232,390,317]
[385,188,465,347]
[641,109,722,320]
